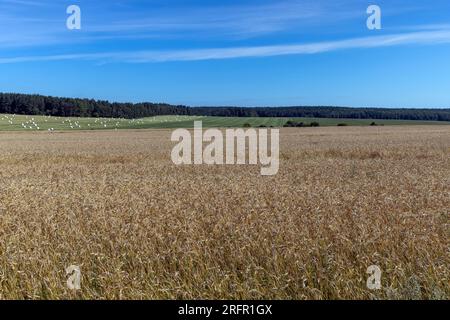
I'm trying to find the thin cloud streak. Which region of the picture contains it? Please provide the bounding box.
[86,1,334,37]
[0,0,49,6]
[1,29,450,64]
[0,0,444,48]
[0,0,335,48]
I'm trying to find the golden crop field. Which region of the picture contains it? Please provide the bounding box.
[0,126,448,300]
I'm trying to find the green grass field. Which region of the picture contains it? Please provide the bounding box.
[0,114,448,131]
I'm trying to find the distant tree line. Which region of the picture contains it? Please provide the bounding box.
[1,93,449,121]
[190,106,450,121]
[0,93,189,118]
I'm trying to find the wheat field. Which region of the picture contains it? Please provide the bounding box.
[0,126,448,300]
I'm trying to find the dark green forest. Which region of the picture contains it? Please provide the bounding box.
[1,93,449,121]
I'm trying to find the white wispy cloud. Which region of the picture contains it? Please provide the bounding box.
[0,0,446,48]
[86,1,338,37]
[0,0,343,48]
[0,0,49,6]
[1,29,450,64]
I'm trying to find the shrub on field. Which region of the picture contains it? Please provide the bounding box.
[284,121,305,127]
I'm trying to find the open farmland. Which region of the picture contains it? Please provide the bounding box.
[1,114,449,131]
[0,126,449,299]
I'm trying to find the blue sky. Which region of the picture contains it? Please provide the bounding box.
[1,0,450,107]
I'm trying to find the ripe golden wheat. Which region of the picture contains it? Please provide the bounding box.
[0,126,448,299]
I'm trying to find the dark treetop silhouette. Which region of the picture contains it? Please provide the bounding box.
[1,93,449,121]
